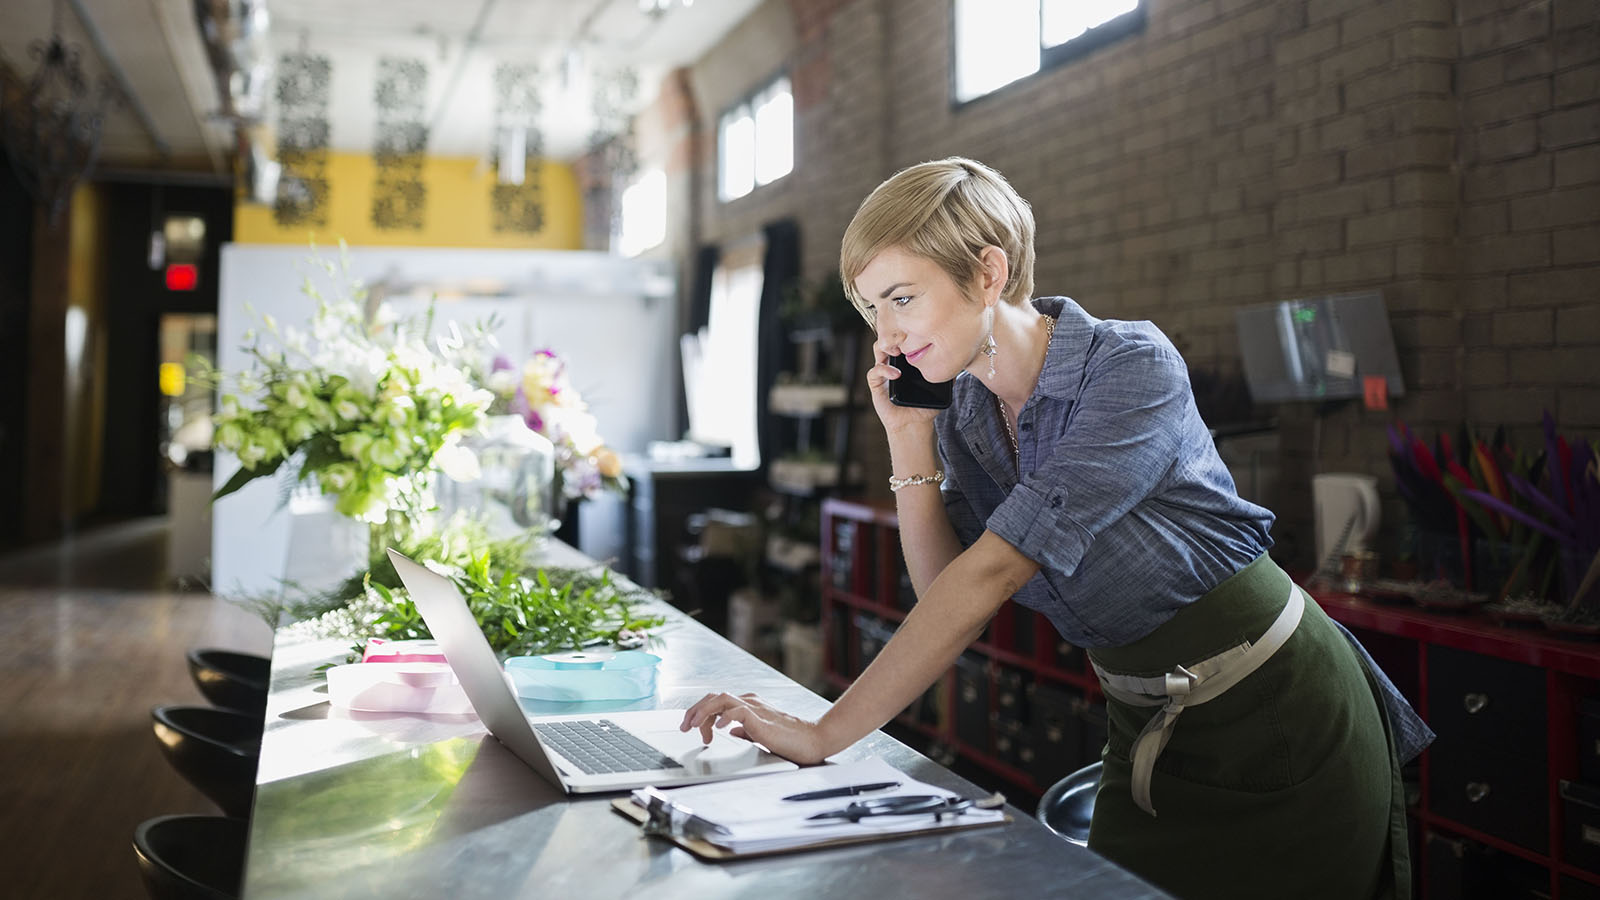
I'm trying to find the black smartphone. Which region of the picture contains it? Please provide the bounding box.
[888,354,954,409]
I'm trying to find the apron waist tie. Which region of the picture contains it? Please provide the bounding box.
[1091,583,1306,817]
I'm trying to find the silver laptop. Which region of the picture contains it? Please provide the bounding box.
[388,549,798,793]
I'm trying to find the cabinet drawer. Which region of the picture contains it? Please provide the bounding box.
[1429,744,1548,851]
[995,665,1031,725]
[1427,645,1546,759]
[1562,779,1600,877]
[954,653,990,754]
[1028,683,1086,787]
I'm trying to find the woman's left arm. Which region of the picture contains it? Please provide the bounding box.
[680,531,1039,763]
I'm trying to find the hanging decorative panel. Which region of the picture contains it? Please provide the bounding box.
[585,67,639,239]
[273,53,331,227]
[371,57,429,230]
[490,62,544,234]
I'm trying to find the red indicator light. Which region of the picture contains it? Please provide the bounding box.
[165,263,198,291]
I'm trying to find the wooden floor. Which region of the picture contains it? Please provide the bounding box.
[0,519,273,900]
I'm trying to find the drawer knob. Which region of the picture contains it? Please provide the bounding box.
[1463,693,1489,714]
[1465,782,1491,803]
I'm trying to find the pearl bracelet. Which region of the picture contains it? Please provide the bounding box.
[889,469,945,492]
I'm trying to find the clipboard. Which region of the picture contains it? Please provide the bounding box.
[610,795,1011,860]
[609,759,1014,862]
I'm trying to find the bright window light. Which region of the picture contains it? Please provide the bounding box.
[720,110,756,200]
[956,0,1143,102]
[753,79,793,186]
[719,73,792,201]
[618,169,666,257]
[954,0,1040,102]
[688,261,763,466]
[1042,0,1139,47]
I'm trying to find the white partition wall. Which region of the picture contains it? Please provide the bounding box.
[212,244,676,598]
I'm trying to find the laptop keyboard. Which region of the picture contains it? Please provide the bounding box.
[532,719,683,775]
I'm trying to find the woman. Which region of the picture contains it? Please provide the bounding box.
[681,158,1429,900]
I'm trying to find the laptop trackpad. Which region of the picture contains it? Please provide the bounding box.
[673,734,761,775]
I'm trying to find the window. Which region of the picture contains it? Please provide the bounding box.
[683,241,765,467]
[617,169,666,257]
[718,76,792,201]
[953,0,1143,102]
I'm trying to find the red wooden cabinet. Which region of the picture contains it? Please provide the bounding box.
[1313,590,1600,900]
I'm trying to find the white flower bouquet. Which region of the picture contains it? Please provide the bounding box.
[198,248,494,526]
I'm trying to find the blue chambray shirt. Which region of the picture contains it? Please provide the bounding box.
[936,296,1433,761]
[937,296,1274,646]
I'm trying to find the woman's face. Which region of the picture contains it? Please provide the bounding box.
[854,246,989,382]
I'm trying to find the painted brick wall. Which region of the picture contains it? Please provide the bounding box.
[633,0,1599,567]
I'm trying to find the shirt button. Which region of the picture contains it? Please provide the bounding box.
[1019,422,1031,431]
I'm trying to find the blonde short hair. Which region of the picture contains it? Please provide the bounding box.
[840,157,1035,322]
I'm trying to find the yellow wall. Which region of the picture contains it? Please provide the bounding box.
[234,153,584,248]
[65,184,108,515]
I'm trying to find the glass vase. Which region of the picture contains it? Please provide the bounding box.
[440,414,558,540]
[368,507,421,567]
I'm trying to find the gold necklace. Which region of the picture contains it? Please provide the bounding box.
[997,314,1056,466]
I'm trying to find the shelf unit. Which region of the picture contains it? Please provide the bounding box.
[763,320,862,623]
[1309,589,1600,900]
[820,497,1107,800]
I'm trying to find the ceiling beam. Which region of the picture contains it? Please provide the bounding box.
[148,0,228,174]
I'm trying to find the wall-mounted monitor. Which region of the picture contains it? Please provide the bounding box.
[1234,290,1406,404]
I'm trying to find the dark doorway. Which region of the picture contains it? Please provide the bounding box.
[96,182,232,520]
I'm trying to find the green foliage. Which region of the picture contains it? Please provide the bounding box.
[361,558,666,659]
[267,515,667,667]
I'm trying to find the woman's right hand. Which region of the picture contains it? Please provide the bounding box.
[866,339,941,435]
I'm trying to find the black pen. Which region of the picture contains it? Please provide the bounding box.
[782,781,901,802]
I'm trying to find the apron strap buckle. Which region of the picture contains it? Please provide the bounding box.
[1164,665,1198,697]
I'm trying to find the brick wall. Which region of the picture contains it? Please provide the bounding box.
[634,0,1600,568]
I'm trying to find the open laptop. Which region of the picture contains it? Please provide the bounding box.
[387,549,798,793]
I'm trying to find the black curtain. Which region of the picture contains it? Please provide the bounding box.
[679,244,720,439]
[756,219,800,472]
[686,244,720,335]
[0,154,33,548]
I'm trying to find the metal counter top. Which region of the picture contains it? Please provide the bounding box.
[242,540,1168,900]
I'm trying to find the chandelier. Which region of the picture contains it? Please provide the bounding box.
[0,0,117,223]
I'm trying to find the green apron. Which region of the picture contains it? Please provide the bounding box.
[1085,554,1410,900]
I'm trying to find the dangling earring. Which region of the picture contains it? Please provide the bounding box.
[983,333,997,379]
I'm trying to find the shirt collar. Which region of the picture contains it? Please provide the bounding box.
[952,296,1097,429]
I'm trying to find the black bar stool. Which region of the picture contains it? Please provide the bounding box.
[150,705,261,818]
[132,814,245,900]
[186,649,270,714]
[1036,760,1102,846]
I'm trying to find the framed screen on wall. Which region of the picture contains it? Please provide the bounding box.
[1234,290,1406,405]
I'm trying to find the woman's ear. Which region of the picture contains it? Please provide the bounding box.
[977,245,1010,307]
